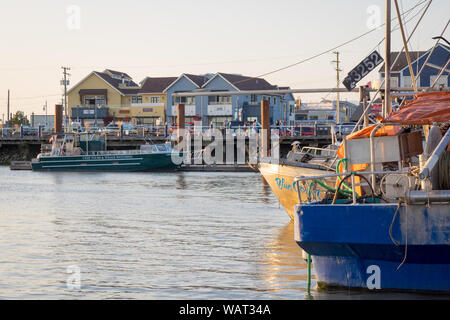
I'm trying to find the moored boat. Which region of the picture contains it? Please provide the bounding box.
[293,91,450,292]
[258,144,340,220]
[31,133,180,172]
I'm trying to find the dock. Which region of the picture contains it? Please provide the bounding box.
[180,164,256,172]
[8,161,256,172]
[10,161,32,170]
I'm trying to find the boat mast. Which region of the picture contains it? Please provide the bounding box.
[384,0,392,117]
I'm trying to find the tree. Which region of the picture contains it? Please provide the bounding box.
[8,111,30,126]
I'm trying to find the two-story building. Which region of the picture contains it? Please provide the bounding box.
[377,43,450,89]
[67,69,141,125]
[133,77,178,126]
[165,72,296,127]
[164,73,210,125]
[68,69,296,127]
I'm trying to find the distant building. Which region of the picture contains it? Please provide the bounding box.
[295,100,358,123]
[67,69,295,127]
[30,114,55,128]
[135,77,178,126]
[165,72,296,126]
[376,43,450,89]
[67,69,141,125]
[164,73,210,125]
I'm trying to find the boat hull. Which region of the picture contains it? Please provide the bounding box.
[294,203,450,292]
[31,153,179,172]
[258,161,333,220]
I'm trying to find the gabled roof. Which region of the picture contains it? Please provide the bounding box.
[379,44,450,73]
[68,70,139,95]
[184,74,209,87]
[94,71,140,95]
[163,73,209,92]
[212,72,277,91]
[139,77,178,94]
[379,51,427,72]
[67,69,140,96]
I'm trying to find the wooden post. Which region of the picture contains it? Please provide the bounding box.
[55,104,63,134]
[260,99,270,158]
[177,103,185,144]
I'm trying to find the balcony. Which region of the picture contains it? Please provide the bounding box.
[169,105,196,116]
[207,104,233,116]
[131,102,165,108]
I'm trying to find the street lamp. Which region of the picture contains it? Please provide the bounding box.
[43,101,48,128]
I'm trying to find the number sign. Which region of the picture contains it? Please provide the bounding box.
[342,51,384,91]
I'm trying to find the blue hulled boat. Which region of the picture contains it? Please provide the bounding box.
[293,91,450,292]
[295,201,450,292]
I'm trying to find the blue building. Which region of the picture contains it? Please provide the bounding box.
[164,72,296,127]
[164,73,210,125]
[379,43,450,88]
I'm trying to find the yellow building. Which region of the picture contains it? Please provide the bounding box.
[133,77,177,126]
[67,70,175,126]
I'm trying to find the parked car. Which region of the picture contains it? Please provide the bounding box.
[334,122,363,138]
[301,126,315,136]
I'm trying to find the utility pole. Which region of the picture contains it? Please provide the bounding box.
[7,89,10,126]
[43,101,48,128]
[61,66,71,132]
[332,51,342,124]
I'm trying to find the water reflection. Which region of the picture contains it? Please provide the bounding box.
[260,176,272,204]
[259,222,313,299]
[175,173,187,190]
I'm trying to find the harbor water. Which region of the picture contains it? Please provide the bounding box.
[0,166,445,300]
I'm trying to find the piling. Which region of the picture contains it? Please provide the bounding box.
[177,103,185,144]
[260,100,270,157]
[55,104,63,134]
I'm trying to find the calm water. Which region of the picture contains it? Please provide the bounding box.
[0,166,444,300]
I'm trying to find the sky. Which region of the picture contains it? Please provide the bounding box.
[0,0,448,117]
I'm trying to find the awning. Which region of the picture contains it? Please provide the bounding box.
[382,91,450,125]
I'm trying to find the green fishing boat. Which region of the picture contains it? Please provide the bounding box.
[31,134,180,172]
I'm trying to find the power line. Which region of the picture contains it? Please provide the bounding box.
[233,0,429,85]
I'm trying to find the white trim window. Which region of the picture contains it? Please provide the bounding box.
[150,96,160,104]
[208,95,231,105]
[131,96,142,104]
[430,75,448,87]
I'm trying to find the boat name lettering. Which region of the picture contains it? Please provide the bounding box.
[82,155,134,160]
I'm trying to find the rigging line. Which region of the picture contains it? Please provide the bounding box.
[348,0,432,135]
[233,0,429,85]
[320,1,428,102]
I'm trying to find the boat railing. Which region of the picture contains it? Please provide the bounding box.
[294,170,411,205]
[299,146,337,158]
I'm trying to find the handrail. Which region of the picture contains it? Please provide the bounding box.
[294,170,405,205]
